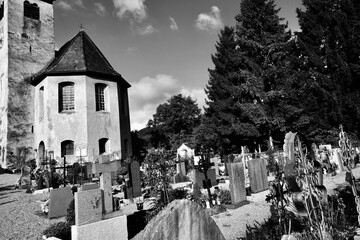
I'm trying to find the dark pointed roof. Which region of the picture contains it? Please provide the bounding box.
[32,30,130,88]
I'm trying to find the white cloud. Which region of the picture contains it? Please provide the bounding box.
[113,0,147,23]
[57,1,72,11]
[129,74,207,130]
[56,0,84,12]
[169,17,178,31]
[94,2,106,16]
[137,24,157,35]
[195,6,223,32]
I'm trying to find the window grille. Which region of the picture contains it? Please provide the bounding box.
[59,82,74,112]
[61,140,74,157]
[24,1,40,20]
[95,84,107,111]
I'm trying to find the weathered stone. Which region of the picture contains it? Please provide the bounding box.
[227,162,247,205]
[80,182,99,191]
[133,199,225,240]
[48,187,73,219]
[247,158,268,193]
[75,188,103,226]
[71,215,127,240]
[99,172,112,214]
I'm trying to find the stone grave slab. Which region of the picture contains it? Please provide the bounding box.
[100,172,112,214]
[247,158,268,193]
[75,188,103,226]
[194,168,217,189]
[227,162,248,208]
[176,161,187,176]
[80,183,99,191]
[173,172,190,183]
[125,161,142,199]
[72,214,127,240]
[48,187,73,219]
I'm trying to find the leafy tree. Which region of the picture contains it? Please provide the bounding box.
[201,0,291,154]
[147,94,201,149]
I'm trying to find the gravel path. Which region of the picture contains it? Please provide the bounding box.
[0,174,64,240]
[1,167,360,240]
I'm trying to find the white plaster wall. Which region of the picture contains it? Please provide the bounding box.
[34,76,88,160]
[85,76,121,160]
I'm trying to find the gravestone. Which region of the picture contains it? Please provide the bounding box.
[176,161,186,176]
[100,172,112,214]
[247,158,268,193]
[74,188,103,226]
[124,161,142,199]
[80,183,99,191]
[173,172,190,183]
[332,148,344,172]
[48,187,74,219]
[19,165,32,189]
[194,168,217,189]
[210,157,220,176]
[227,162,248,208]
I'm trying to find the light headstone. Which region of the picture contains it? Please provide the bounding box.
[227,162,247,207]
[247,158,268,193]
[75,188,103,226]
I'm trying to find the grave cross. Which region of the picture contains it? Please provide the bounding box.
[53,156,73,187]
[194,150,214,207]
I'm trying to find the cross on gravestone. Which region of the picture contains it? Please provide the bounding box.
[53,157,73,187]
[91,157,124,214]
[194,152,215,207]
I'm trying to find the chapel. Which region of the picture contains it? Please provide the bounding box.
[0,0,132,168]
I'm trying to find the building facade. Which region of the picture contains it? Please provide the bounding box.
[0,0,132,168]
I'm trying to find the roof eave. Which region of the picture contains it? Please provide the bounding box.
[31,71,131,88]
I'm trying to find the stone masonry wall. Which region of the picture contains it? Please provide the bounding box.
[4,0,54,166]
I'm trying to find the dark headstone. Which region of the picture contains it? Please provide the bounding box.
[194,169,217,189]
[173,172,190,183]
[247,158,268,193]
[48,187,74,219]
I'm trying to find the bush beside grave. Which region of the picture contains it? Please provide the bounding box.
[42,199,75,239]
[218,189,232,205]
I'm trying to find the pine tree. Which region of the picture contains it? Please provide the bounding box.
[201,0,291,153]
[292,0,360,143]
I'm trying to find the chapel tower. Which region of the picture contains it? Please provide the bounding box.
[0,0,55,168]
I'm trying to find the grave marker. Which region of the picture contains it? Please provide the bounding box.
[247,158,268,193]
[227,162,248,208]
[173,172,190,183]
[74,188,103,226]
[48,187,74,219]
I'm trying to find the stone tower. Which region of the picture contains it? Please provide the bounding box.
[0,0,55,168]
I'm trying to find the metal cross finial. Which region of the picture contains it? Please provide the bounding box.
[80,24,84,31]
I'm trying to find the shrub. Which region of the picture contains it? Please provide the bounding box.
[66,199,75,225]
[168,188,188,202]
[218,189,231,205]
[42,222,71,240]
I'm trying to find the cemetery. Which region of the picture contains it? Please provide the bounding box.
[1,0,360,239]
[1,126,360,240]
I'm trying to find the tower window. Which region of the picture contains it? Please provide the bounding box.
[0,2,4,21]
[24,1,40,20]
[99,138,109,154]
[95,83,108,111]
[59,82,75,112]
[61,140,74,157]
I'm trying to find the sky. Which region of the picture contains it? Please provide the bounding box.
[53,0,303,130]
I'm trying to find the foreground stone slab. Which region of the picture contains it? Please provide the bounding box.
[71,215,127,240]
[132,199,226,240]
[228,162,247,205]
[248,158,268,193]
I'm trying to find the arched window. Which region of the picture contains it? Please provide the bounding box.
[59,82,74,112]
[95,83,108,111]
[61,140,74,157]
[99,138,109,154]
[24,1,39,20]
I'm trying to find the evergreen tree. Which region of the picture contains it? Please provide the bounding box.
[201,0,291,153]
[291,0,360,144]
